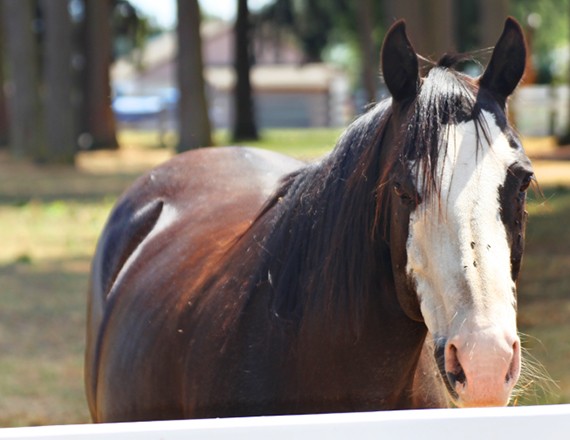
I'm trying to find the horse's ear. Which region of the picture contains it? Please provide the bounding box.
[479,17,527,106]
[381,20,419,103]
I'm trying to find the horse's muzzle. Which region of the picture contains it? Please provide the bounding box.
[435,330,521,407]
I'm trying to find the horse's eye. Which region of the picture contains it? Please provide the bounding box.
[393,182,405,197]
[520,174,533,193]
[394,183,413,205]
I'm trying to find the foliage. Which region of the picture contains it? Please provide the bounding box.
[257,0,570,86]
[112,0,161,68]
[510,0,570,83]
[257,0,386,93]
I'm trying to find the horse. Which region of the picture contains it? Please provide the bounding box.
[85,18,533,422]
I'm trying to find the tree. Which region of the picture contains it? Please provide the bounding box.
[356,0,377,103]
[384,0,455,58]
[232,0,259,142]
[0,6,9,148]
[176,0,212,152]
[480,0,509,49]
[42,0,75,164]
[1,0,44,160]
[258,0,381,105]
[258,0,333,63]
[81,0,119,150]
[557,1,570,144]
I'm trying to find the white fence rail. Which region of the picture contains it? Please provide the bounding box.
[0,405,569,440]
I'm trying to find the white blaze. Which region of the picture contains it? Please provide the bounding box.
[406,110,519,338]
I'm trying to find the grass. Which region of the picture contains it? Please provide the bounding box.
[515,186,570,404]
[0,129,569,426]
[0,200,113,426]
[215,128,344,159]
[118,128,343,160]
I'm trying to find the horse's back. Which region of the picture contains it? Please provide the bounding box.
[85,146,303,421]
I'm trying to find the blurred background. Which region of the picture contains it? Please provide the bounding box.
[0,0,569,428]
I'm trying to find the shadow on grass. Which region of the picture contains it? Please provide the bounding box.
[0,258,92,427]
[0,172,140,206]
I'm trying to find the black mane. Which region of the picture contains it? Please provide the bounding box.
[253,100,393,330]
[209,61,504,339]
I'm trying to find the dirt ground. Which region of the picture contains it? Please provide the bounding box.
[520,137,570,186]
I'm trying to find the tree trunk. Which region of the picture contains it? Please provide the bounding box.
[42,0,75,164]
[384,0,455,58]
[1,0,44,160]
[176,0,213,152]
[558,4,570,145]
[0,6,9,148]
[357,0,377,104]
[82,0,118,150]
[479,0,509,49]
[232,0,259,142]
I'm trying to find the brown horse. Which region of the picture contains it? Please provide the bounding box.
[86,18,532,422]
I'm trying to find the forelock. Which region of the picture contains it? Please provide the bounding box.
[402,66,501,199]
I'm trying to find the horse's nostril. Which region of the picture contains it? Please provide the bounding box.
[447,368,466,388]
[505,340,520,384]
[446,344,466,388]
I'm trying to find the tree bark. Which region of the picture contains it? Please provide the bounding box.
[82,0,118,150]
[479,0,509,49]
[232,0,259,142]
[357,0,377,104]
[42,0,75,164]
[0,5,9,148]
[176,0,213,152]
[384,0,455,59]
[558,4,570,145]
[1,0,44,160]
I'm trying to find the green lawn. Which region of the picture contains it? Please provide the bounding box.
[119,128,343,160]
[0,129,568,426]
[516,187,570,405]
[215,128,343,159]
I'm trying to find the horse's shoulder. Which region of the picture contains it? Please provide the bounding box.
[91,147,303,303]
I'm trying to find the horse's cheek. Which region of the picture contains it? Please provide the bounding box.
[390,206,423,322]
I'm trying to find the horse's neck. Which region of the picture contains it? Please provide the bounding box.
[291,289,431,409]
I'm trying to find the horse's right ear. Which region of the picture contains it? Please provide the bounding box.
[381,20,419,103]
[479,17,527,107]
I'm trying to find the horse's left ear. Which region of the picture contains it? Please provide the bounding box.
[479,17,527,106]
[381,20,419,103]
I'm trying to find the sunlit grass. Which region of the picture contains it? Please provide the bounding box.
[516,187,570,405]
[215,128,342,160]
[117,127,342,160]
[0,200,114,266]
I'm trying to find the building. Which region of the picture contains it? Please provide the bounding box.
[111,21,351,130]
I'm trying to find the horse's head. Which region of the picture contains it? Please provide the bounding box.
[381,18,531,407]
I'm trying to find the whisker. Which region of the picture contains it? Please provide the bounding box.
[511,333,560,405]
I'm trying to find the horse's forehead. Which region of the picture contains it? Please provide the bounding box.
[454,113,513,164]
[423,109,518,197]
[405,109,520,336]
